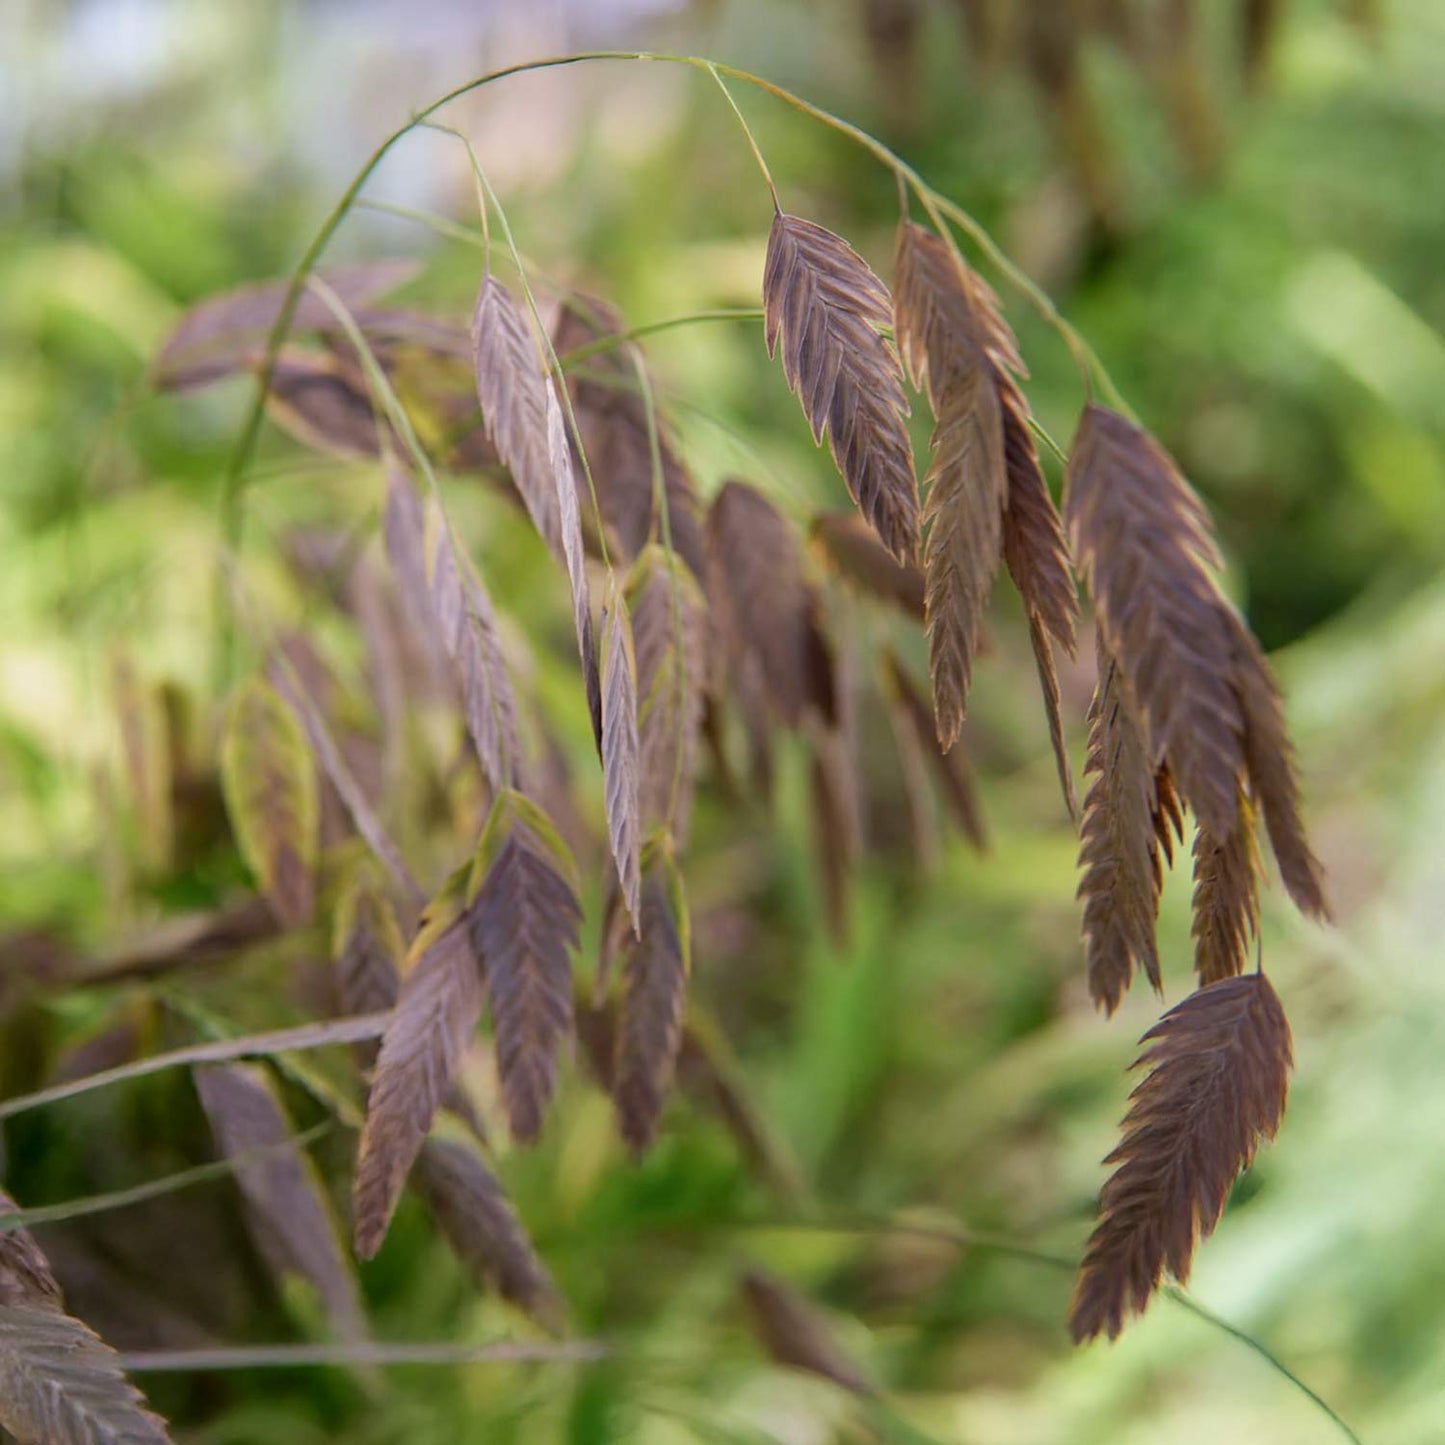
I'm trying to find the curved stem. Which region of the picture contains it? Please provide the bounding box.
[0,1124,333,1234]
[555,309,764,368]
[701,59,1112,402]
[706,63,780,212]
[730,1213,1361,1443]
[0,1014,389,1123]
[1164,1289,1363,1445]
[217,46,1120,584]
[217,52,642,563]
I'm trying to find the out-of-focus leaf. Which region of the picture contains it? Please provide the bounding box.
[193,1062,368,1343]
[153,261,416,389]
[219,678,319,930]
[739,1270,875,1397]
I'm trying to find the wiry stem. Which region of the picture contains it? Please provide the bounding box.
[215,46,1123,615]
[434,121,616,580]
[0,1125,332,1233]
[119,1340,610,1372]
[707,64,780,212]
[554,309,764,368]
[728,1212,1362,1444]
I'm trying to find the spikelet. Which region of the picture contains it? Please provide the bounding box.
[765,213,918,564]
[1070,973,1292,1341]
[893,222,1005,747]
[471,273,562,553]
[613,855,690,1156]
[353,874,481,1258]
[707,481,836,730]
[467,792,582,1144]
[1077,642,1183,1013]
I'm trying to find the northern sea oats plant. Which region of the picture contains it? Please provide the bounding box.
[0,50,1349,1443]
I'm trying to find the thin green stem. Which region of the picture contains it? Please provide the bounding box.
[1165,1289,1364,1445]
[1030,415,1070,465]
[216,45,1122,620]
[0,1123,332,1233]
[355,197,489,250]
[0,1014,389,1123]
[555,309,764,369]
[706,64,780,212]
[729,1213,1362,1444]
[700,59,1112,399]
[566,362,784,492]
[119,1339,610,1372]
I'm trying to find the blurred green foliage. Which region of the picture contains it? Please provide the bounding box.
[2,1,1445,1441]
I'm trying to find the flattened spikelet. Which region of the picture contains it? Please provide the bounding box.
[272,644,422,910]
[708,481,836,729]
[810,510,926,620]
[1228,619,1329,919]
[677,1019,809,1204]
[629,547,708,845]
[0,1192,62,1312]
[1069,973,1292,1341]
[382,462,436,646]
[764,213,918,563]
[333,871,406,1051]
[810,724,865,945]
[882,662,943,870]
[415,1133,565,1331]
[1192,789,1262,986]
[547,383,603,749]
[1077,647,1178,1013]
[920,362,1006,747]
[893,222,1008,747]
[1001,404,1078,656]
[614,865,689,1156]
[220,677,318,929]
[333,866,488,1144]
[429,510,522,793]
[883,649,987,851]
[353,889,482,1259]
[384,458,521,794]
[1066,404,1327,921]
[1064,404,1241,838]
[153,261,415,390]
[194,1062,367,1342]
[471,274,562,553]
[601,580,643,930]
[0,1305,172,1444]
[892,221,982,398]
[469,818,581,1144]
[739,1270,874,1397]
[1002,404,1078,816]
[266,352,384,459]
[1028,611,1077,819]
